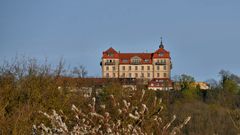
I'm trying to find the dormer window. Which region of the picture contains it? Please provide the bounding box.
[107,53,114,57]
[159,53,164,57]
[132,59,141,64]
[131,56,141,64]
[144,59,150,62]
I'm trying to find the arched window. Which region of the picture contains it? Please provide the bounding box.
[131,56,141,64]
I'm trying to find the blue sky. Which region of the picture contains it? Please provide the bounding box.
[1,0,240,81]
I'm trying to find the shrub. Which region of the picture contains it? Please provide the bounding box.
[33,90,191,135]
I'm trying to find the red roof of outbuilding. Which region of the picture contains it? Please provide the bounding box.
[148,78,173,87]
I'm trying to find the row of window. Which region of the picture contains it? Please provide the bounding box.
[105,59,167,63]
[121,65,150,71]
[106,66,116,71]
[122,59,151,63]
[105,65,166,71]
[105,72,167,78]
[157,59,167,63]
[106,59,115,63]
[121,73,151,78]
[156,65,167,70]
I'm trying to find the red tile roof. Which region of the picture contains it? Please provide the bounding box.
[153,48,170,58]
[102,47,119,59]
[119,53,153,64]
[102,47,171,63]
[148,78,173,87]
[103,47,118,54]
[119,53,152,59]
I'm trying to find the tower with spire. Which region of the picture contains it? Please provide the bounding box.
[159,37,164,48]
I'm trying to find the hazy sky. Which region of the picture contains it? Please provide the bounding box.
[1,0,240,81]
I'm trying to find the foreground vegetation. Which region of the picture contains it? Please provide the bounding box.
[0,57,240,134]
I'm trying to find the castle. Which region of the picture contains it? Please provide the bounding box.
[101,40,172,80]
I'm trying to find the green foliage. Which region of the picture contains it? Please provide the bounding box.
[223,79,240,94]
[181,88,200,100]
[173,74,195,90]
[219,69,240,94]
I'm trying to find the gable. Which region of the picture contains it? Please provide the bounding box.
[131,56,142,60]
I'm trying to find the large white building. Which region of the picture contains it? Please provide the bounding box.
[100,41,172,81]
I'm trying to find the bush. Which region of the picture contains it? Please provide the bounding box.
[33,89,191,135]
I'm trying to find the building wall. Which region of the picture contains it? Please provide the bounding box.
[152,58,171,78]
[119,64,153,79]
[102,57,171,80]
[102,58,119,78]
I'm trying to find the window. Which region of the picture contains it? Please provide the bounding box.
[147,66,150,70]
[106,73,109,78]
[141,73,144,77]
[112,66,115,71]
[141,66,144,70]
[160,59,166,64]
[122,73,125,77]
[144,59,150,62]
[163,65,166,70]
[159,53,164,57]
[129,66,131,71]
[157,73,160,77]
[122,66,125,71]
[107,53,114,57]
[164,73,167,77]
[157,66,160,70]
[147,73,150,77]
[113,73,116,77]
[131,56,141,64]
[135,73,138,78]
[135,66,138,70]
[129,73,132,78]
[132,59,141,64]
[106,66,109,71]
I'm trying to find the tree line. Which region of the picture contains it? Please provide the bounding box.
[0,57,239,134]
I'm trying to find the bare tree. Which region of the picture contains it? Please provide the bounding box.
[27,58,38,76]
[72,65,88,78]
[206,78,219,89]
[54,58,66,78]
